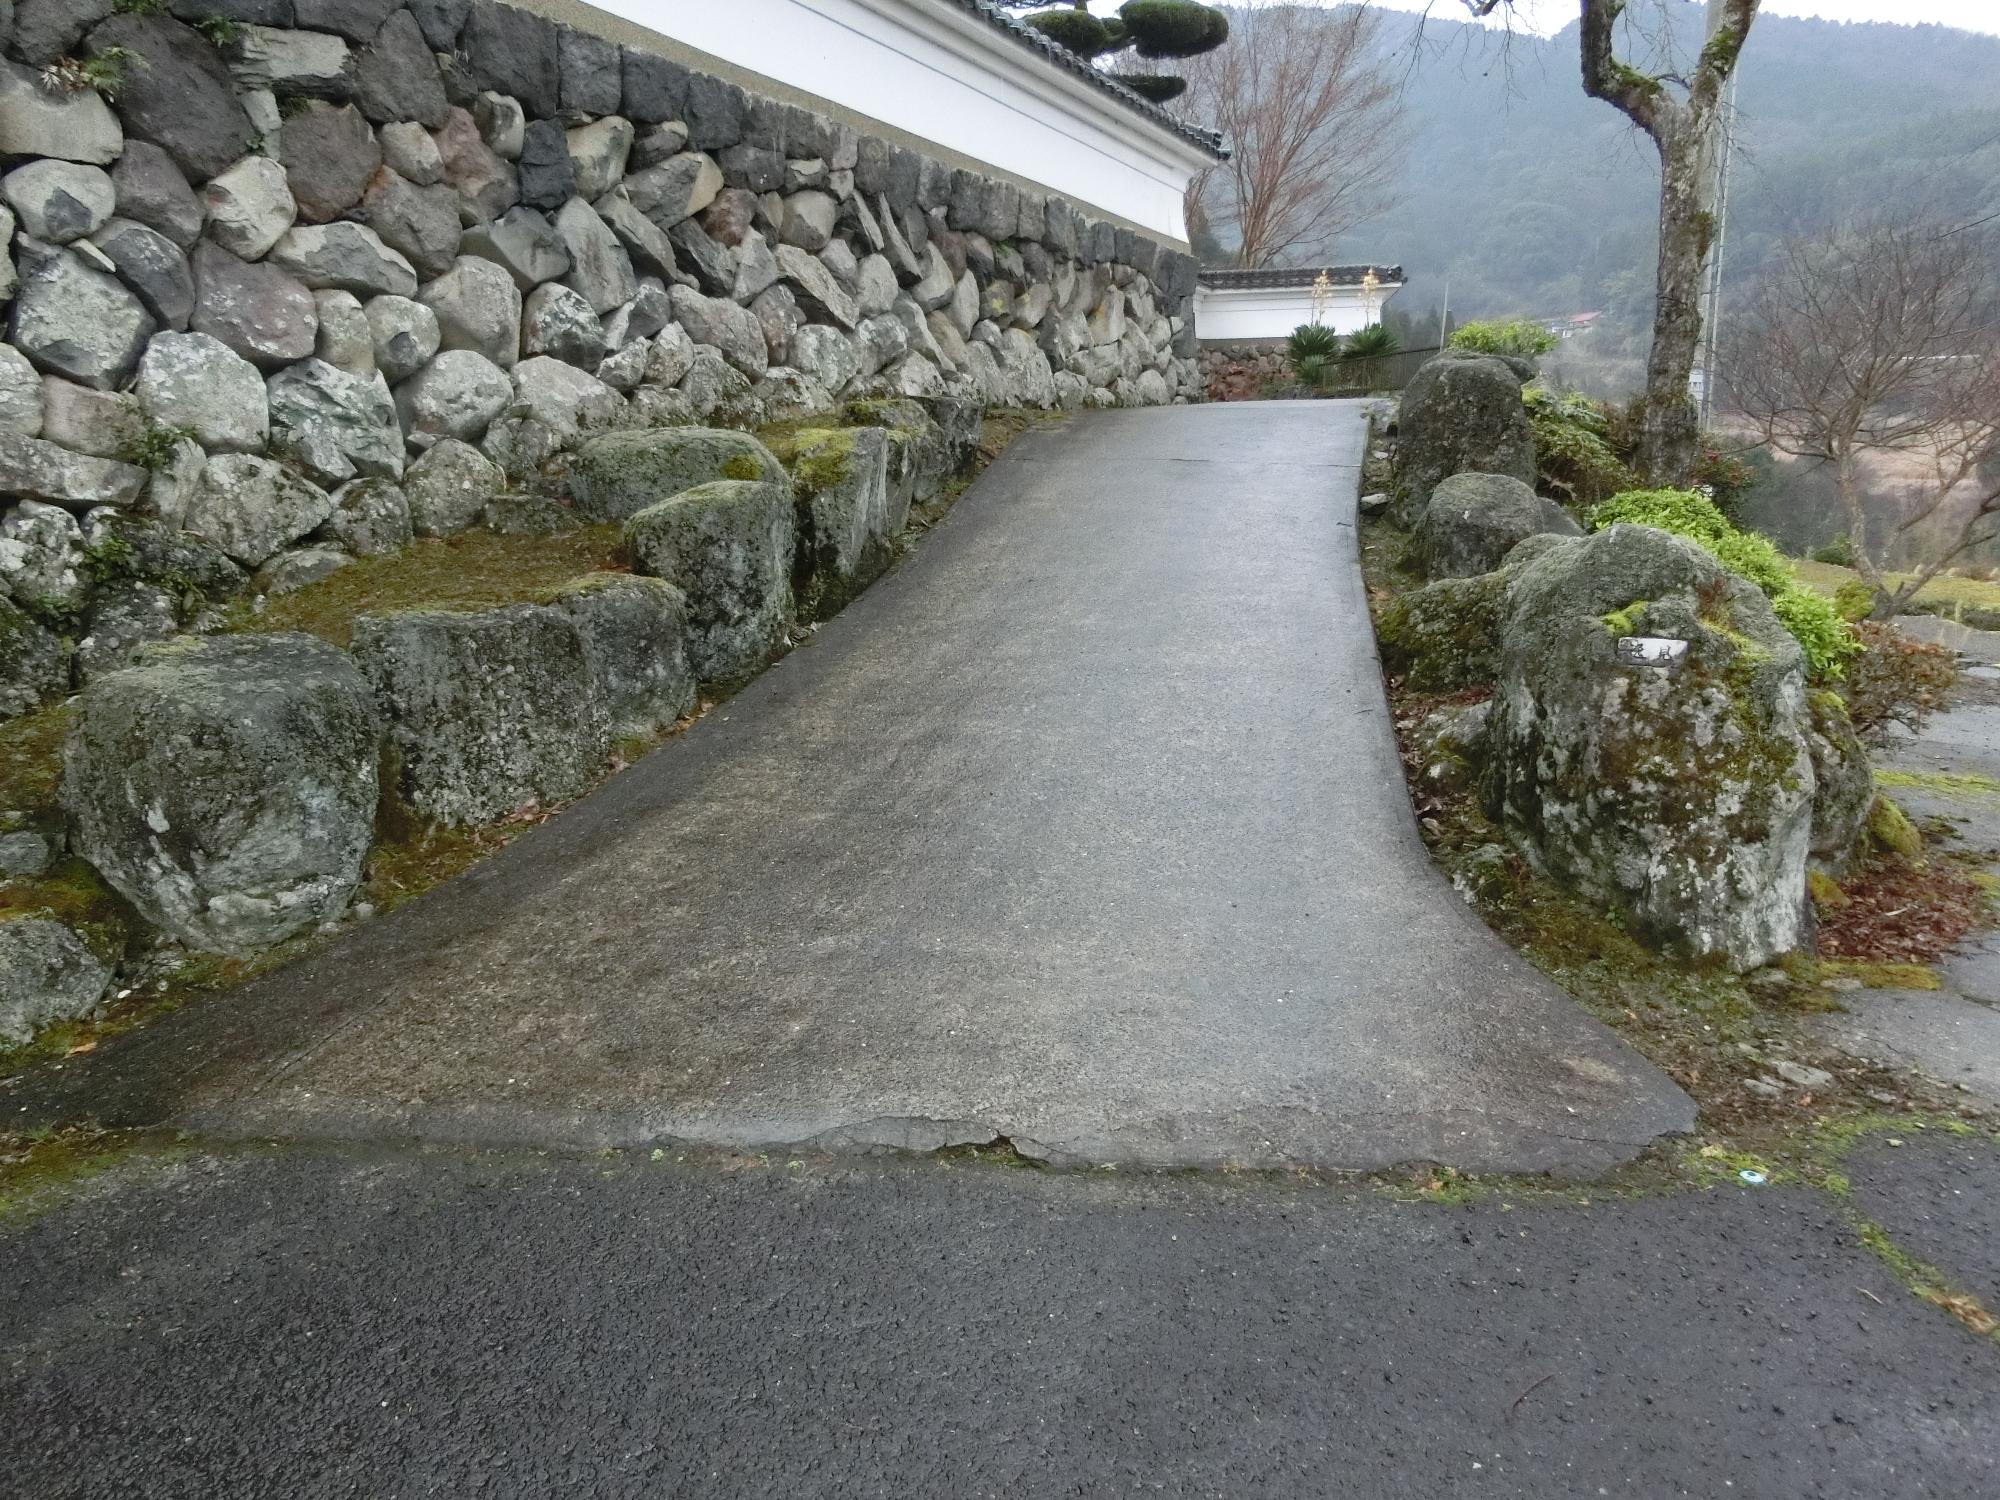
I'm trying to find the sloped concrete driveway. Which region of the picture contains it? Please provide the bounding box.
[11,401,1691,1172]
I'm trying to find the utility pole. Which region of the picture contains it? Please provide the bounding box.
[1693,0,1741,429]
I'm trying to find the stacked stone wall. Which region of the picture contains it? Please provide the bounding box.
[0,0,1204,714]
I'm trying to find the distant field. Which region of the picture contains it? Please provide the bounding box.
[1791,559,2000,621]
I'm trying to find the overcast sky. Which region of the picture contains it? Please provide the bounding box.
[1361,0,2000,35]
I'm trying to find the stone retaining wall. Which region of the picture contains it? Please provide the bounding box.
[0,0,1202,718]
[0,0,1205,1047]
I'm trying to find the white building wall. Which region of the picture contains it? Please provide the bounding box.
[598,0,1215,243]
[1192,285,1402,344]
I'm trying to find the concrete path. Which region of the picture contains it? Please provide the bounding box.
[6,402,1690,1173]
[3,1134,1995,1499]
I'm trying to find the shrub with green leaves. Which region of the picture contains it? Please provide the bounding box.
[1522,386,1633,508]
[1589,487,1859,680]
[1812,534,1858,568]
[1447,318,1557,358]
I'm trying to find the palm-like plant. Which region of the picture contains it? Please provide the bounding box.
[1341,323,1400,361]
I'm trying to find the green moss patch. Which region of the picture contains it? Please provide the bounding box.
[1867,794,1923,856]
[1876,768,2000,804]
[0,704,72,817]
[226,528,626,648]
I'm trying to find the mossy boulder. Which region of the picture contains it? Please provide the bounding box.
[62,633,383,954]
[1484,524,1815,970]
[770,426,895,623]
[1867,792,1921,857]
[545,574,698,740]
[0,596,72,724]
[1375,571,1509,693]
[0,915,112,1045]
[622,478,796,684]
[1391,349,1537,528]
[1415,470,1579,580]
[845,395,967,514]
[351,604,611,827]
[567,427,787,524]
[1806,691,1874,873]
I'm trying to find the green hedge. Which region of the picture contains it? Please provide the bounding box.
[1589,489,1859,681]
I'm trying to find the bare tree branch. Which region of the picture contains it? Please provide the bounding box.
[1724,216,2000,613]
[1174,3,1406,269]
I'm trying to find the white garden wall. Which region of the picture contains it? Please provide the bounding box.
[582,0,1218,243]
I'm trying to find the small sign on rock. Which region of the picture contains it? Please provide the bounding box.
[1616,636,1689,668]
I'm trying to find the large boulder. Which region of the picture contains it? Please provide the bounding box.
[773,426,895,621]
[546,575,697,740]
[352,604,609,825]
[62,633,382,954]
[622,479,795,683]
[189,242,318,370]
[402,436,503,536]
[567,426,785,523]
[0,918,112,1046]
[1391,350,1537,527]
[136,330,270,453]
[1415,471,1581,579]
[1483,524,1815,970]
[0,57,123,165]
[1807,691,1874,874]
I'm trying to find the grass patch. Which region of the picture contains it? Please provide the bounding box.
[0,1126,168,1223]
[224,527,626,648]
[1876,768,2000,804]
[360,820,523,916]
[1793,558,2000,619]
[1817,958,1943,991]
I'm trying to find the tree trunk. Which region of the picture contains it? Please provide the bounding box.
[1638,118,1716,487]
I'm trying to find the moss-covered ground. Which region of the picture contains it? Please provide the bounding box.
[223,527,628,648]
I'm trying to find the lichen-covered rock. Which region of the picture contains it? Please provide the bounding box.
[81,511,247,607]
[183,452,334,566]
[364,293,442,384]
[0,918,111,1046]
[75,577,181,681]
[520,281,605,367]
[353,7,450,127]
[0,595,70,719]
[419,253,522,368]
[352,603,607,825]
[505,355,622,445]
[555,196,636,314]
[1484,524,1815,970]
[459,204,570,290]
[546,574,696,739]
[39,378,144,460]
[622,478,795,683]
[255,547,351,595]
[1807,691,1874,873]
[229,22,356,98]
[1375,569,1512,694]
[402,435,502,535]
[1392,350,1538,527]
[567,425,785,523]
[0,497,88,611]
[202,155,296,262]
[136,330,269,453]
[0,433,146,511]
[0,346,42,439]
[268,222,418,299]
[779,426,894,621]
[3,159,114,244]
[1416,471,1581,580]
[322,476,412,556]
[266,357,404,484]
[10,249,154,389]
[313,288,376,378]
[393,347,511,444]
[62,633,382,954]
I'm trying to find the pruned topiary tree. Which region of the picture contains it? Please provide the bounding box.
[1001,2,1229,105]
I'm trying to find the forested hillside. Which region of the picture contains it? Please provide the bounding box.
[1295,4,2000,394]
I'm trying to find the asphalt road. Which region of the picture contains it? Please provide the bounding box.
[2,402,1688,1175]
[2,1132,1995,1499]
